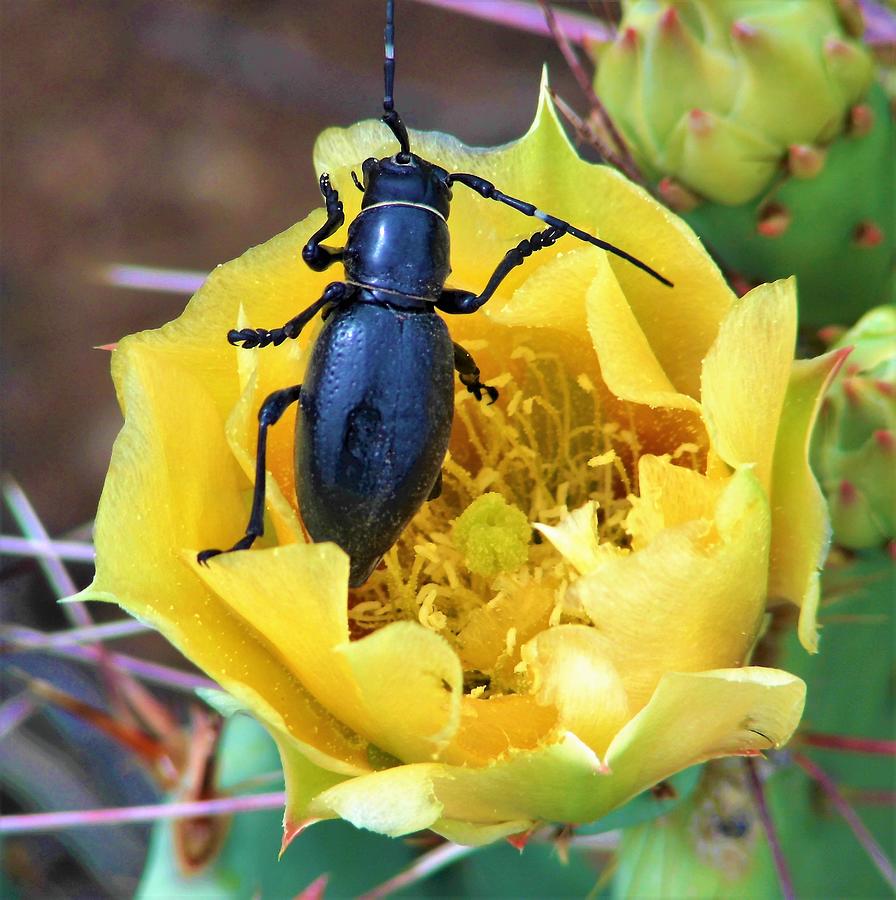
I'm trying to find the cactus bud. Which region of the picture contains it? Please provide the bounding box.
[812,307,896,549]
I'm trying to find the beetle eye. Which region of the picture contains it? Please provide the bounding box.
[362,157,377,174]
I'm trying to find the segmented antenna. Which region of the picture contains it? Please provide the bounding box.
[382,0,411,158]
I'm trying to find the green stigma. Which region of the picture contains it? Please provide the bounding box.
[452,492,530,577]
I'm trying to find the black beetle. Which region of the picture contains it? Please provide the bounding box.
[198,0,672,587]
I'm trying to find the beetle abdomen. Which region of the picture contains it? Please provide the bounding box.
[296,298,454,586]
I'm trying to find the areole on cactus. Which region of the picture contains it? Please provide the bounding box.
[592,0,894,324]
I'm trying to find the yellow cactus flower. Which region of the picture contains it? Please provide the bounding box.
[80,81,843,846]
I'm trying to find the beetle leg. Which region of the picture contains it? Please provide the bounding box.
[436,225,566,316]
[427,469,443,501]
[301,173,345,272]
[452,341,498,404]
[228,282,349,349]
[197,384,303,565]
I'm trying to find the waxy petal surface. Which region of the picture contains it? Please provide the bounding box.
[769,351,848,651]
[572,467,769,711]
[701,279,797,491]
[81,343,368,774]
[306,666,802,835]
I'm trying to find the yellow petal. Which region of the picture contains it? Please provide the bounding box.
[309,732,608,831]
[311,763,445,838]
[535,501,625,576]
[79,342,367,773]
[307,668,802,839]
[701,279,798,491]
[190,545,463,764]
[605,668,806,806]
[336,620,463,761]
[769,350,848,652]
[490,245,600,336]
[572,466,769,711]
[443,694,560,765]
[586,255,701,414]
[226,352,304,546]
[522,625,629,756]
[625,454,727,550]
[456,582,555,677]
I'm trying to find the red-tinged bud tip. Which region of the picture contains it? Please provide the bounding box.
[620,26,638,50]
[280,818,319,858]
[506,829,534,850]
[874,379,895,397]
[788,144,826,179]
[849,104,874,137]
[658,176,701,212]
[839,480,858,504]
[818,325,847,346]
[731,19,760,41]
[874,430,895,452]
[757,202,791,238]
[842,377,861,404]
[659,6,679,33]
[824,36,852,58]
[688,109,712,135]
[854,221,884,247]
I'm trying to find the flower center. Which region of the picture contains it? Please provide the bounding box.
[346,342,701,694]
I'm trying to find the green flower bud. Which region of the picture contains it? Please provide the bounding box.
[812,307,896,548]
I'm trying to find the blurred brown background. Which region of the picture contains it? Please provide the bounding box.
[1,0,586,537]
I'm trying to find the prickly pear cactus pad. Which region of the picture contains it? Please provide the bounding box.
[594,0,895,323]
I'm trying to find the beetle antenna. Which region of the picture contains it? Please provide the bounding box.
[383,0,411,159]
[448,171,674,287]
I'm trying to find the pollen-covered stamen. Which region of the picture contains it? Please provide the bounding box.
[347,347,704,692]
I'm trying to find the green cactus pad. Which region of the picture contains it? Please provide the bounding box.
[682,84,895,326]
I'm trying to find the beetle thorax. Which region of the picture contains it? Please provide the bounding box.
[360,154,452,219]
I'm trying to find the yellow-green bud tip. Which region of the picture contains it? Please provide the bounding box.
[452,492,530,577]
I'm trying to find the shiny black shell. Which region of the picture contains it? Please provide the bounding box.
[343,205,450,300]
[296,295,455,586]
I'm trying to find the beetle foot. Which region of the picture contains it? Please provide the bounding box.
[467,382,499,405]
[197,548,223,566]
[227,328,279,349]
[197,533,258,566]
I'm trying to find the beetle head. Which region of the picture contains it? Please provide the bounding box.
[359,154,452,218]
